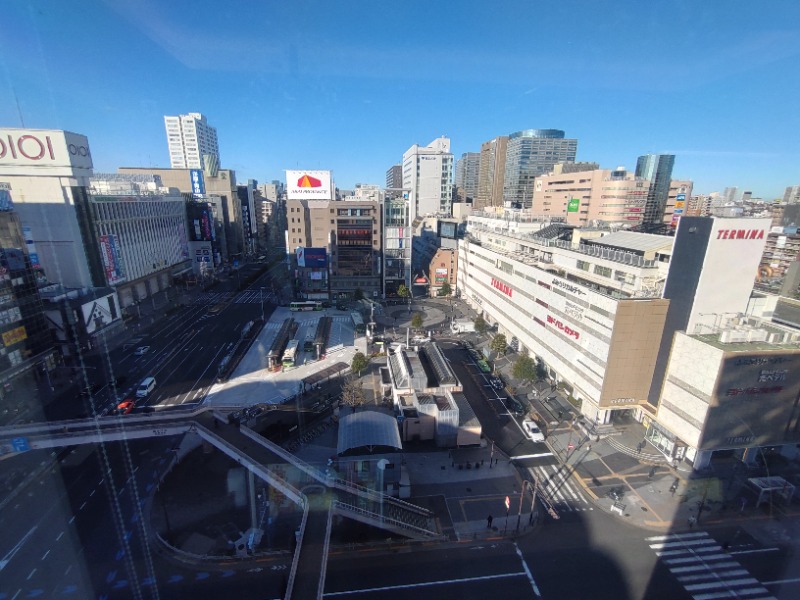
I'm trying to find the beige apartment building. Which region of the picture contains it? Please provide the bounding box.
[475,136,508,210]
[287,198,383,299]
[531,166,649,226]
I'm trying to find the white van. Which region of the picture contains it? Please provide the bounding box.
[136,376,156,398]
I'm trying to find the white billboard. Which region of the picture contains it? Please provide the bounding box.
[286,170,332,200]
[0,129,93,170]
[81,292,121,334]
[688,217,772,334]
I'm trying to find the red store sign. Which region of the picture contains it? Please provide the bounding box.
[716,229,765,240]
[547,315,580,340]
[491,278,512,297]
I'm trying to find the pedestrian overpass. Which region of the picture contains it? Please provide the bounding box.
[0,407,444,599]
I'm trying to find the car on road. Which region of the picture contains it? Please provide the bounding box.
[134,346,150,356]
[502,396,525,416]
[522,419,545,442]
[467,349,481,360]
[115,399,135,415]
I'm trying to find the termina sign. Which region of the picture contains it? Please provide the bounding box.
[547,315,580,340]
[716,229,765,240]
[491,278,512,297]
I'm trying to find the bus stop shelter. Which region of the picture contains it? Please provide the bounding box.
[747,476,796,507]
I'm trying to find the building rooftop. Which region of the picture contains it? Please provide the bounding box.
[583,231,674,255]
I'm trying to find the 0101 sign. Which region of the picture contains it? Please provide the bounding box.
[0,132,91,163]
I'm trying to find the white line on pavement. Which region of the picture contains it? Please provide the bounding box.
[322,571,527,596]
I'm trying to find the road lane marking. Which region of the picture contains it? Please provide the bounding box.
[763,576,800,585]
[41,550,50,560]
[26,568,36,580]
[0,525,38,572]
[56,531,64,541]
[728,547,780,555]
[324,571,527,595]
[515,542,542,598]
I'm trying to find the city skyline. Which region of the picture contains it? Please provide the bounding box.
[2,1,799,197]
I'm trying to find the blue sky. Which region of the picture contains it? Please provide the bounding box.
[2,0,799,197]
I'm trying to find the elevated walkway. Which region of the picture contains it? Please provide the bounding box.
[0,408,443,600]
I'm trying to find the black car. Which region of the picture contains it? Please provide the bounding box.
[502,397,525,416]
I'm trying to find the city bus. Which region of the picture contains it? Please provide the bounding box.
[289,301,323,312]
[303,330,316,353]
[282,339,300,368]
[351,311,366,334]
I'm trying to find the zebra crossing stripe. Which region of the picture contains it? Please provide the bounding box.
[646,532,710,542]
[648,532,776,600]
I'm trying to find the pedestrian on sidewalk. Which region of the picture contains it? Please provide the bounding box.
[487,515,493,529]
[688,515,696,528]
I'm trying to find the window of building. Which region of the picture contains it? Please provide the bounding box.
[593,265,612,278]
[577,260,590,271]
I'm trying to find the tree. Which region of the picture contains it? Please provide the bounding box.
[397,284,409,300]
[351,351,369,376]
[437,282,452,297]
[512,355,537,383]
[474,315,488,334]
[341,374,365,409]
[411,312,424,330]
[353,287,364,301]
[490,334,508,355]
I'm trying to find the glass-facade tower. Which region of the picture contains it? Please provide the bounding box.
[502,129,577,208]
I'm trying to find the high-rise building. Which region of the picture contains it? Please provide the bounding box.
[635,154,675,227]
[783,185,800,204]
[164,113,220,171]
[455,152,480,203]
[402,137,454,218]
[475,136,508,210]
[723,187,739,203]
[385,164,403,198]
[384,195,412,298]
[663,180,694,229]
[503,129,577,208]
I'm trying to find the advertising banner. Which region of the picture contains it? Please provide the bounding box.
[296,247,327,268]
[675,201,685,209]
[676,194,686,201]
[99,234,125,284]
[286,170,332,200]
[0,130,92,170]
[567,198,580,213]
[2,325,27,347]
[190,169,205,196]
[81,294,119,335]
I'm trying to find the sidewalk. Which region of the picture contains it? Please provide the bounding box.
[545,418,800,533]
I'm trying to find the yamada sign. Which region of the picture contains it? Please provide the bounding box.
[286,170,332,200]
[0,129,93,170]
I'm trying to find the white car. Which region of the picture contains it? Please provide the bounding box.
[134,346,150,356]
[522,419,546,442]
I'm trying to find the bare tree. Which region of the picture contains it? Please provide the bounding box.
[340,373,365,410]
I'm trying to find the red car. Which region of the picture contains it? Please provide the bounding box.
[116,399,135,414]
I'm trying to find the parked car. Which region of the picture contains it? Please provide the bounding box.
[522,419,545,442]
[503,396,525,416]
[490,376,504,390]
[134,346,150,356]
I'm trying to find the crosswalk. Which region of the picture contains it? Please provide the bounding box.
[646,531,776,600]
[528,464,592,513]
[194,291,274,305]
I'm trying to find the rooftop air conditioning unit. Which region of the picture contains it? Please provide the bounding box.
[747,329,768,343]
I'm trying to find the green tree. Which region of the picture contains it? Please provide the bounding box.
[473,315,488,334]
[411,312,424,329]
[351,351,369,376]
[512,355,537,383]
[353,287,364,301]
[437,282,452,297]
[397,284,409,300]
[490,333,508,355]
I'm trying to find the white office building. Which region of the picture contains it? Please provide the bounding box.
[164,113,220,171]
[402,136,454,219]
